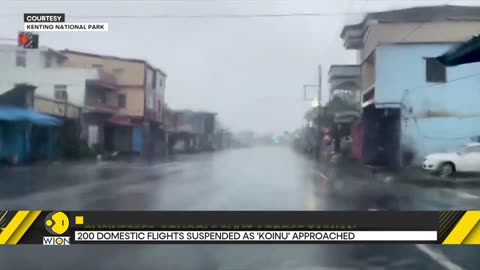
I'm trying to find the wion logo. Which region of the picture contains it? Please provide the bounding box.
[43,211,70,246]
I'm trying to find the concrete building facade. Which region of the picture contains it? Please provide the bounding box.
[340,5,480,167]
[61,49,167,155]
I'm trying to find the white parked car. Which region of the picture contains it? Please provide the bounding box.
[423,143,480,178]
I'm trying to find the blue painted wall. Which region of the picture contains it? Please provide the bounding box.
[376,44,480,163]
[0,121,30,163]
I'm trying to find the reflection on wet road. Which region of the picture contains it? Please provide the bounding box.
[1,146,479,269]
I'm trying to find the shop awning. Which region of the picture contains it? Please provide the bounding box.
[0,106,61,126]
[107,118,139,127]
[84,106,116,114]
[436,35,480,66]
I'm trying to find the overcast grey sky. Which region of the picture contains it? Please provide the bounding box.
[1,0,476,134]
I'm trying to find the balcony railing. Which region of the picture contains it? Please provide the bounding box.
[329,65,362,92]
[342,27,365,50]
[84,105,117,114]
[84,90,119,115]
[329,65,362,79]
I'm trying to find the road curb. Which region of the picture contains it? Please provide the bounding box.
[322,157,480,188]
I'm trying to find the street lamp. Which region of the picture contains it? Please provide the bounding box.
[301,84,321,128]
[303,84,320,101]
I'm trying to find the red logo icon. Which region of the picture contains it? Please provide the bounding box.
[18,34,29,45]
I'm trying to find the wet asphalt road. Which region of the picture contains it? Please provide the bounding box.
[1,146,480,270]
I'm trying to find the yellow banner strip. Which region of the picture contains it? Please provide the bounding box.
[0,211,29,245]
[462,218,480,245]
[443,211,480,245]
[6,211,41,245]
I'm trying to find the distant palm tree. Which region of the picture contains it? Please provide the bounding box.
[312,91,360,130]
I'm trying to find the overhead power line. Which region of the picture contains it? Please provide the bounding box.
[397,71,480,97]
[1,0,469,19]
[8,0,477,2]
[76,12,362,18]
[421,71,480,89]
[399,0,452,41]
[0,12,365,19]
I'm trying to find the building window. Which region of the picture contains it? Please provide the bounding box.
[92,64,103,70]
[159,78,163,87]
[426,58,446,83]
[118,94,126,108]
[16,51,27,67]
[98,91,106,104]
[54,85,68,100]
[152,71,157,89]
[158,100,162,112]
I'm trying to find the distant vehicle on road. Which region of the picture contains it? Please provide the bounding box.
[423,143,480,178]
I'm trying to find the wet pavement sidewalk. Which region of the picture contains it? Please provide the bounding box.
[0,160,179,199]
[324,154,480,189]
[1,146,480,269]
